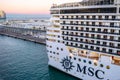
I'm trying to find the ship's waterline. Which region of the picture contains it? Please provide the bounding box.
[0,35,78,80]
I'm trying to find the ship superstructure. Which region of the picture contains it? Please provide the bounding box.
[47,0,120,80]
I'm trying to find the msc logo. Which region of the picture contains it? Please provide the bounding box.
[77,64,105,79]
[61,56,74,72]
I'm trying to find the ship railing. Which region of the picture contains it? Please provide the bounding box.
[51,2,114,9]
[60,18,120,21]
[61,28,120,35]
[62,33,119,42]
[61,23,120,28]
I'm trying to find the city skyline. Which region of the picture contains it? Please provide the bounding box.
[0,0,82,14]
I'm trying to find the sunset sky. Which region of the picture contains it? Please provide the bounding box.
[0,0,82,14]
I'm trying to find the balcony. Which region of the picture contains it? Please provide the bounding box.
[62,33,119,42]
[60,18,120,21]
[63,38,119,49]
[65,43,118,56]
[61,28,120,35]
[61,23,120,28]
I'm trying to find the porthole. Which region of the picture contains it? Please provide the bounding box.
[58,40,60,43]
[61,48,63,51]
[57,47,59,50]
[74,57,76,60]
[57,53,59,55]
[106,65,110,69]
[53,52,55,54]
[83,60,86,63]
[78,58,81,61]
[94,62,97,66]
[69,56,72,59]
[100,64,104,67]
[88,61,92,64]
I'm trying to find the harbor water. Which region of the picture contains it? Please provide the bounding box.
[0,35,78,80]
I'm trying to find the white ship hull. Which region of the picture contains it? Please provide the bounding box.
[47,42,120,80]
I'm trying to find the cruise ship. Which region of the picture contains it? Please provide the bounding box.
[46,0,120,80]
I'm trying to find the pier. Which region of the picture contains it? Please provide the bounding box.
[0,25,46,44]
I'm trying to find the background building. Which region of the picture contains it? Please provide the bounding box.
[0,10,6,19]
[0,10,6,23]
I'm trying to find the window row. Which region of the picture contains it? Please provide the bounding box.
[61,15,117,20]
[65,42,120,55]
[47,50,59,55]
[62,26,120,34]
[62,21,120,28]
[47,34,61,38]
[62,31,120,41]
[46,45,64,51]
[63,36,120,48]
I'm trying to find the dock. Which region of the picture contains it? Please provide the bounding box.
[0,26,46,45]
